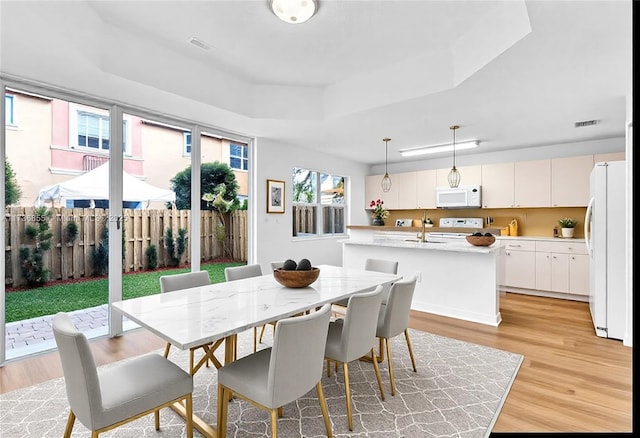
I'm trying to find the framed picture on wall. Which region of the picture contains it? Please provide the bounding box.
[267,179,285,213]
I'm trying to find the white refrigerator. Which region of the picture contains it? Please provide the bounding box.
[584,161,626,340]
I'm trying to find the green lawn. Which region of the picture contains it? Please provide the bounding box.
[5,262,246,323]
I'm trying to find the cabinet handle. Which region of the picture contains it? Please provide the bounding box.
[508,244,521,248]
[552,255,557,259]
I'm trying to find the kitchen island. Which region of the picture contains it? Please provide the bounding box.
[341,236,502,326]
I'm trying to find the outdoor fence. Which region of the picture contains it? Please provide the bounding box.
[4,207,247,287]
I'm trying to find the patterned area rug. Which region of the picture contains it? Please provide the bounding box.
[0,328,523,437]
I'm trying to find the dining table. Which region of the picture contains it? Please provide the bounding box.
[111,264,402,438]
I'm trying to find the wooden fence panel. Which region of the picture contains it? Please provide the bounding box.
[4,207,247,287]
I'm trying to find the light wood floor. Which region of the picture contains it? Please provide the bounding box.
[0,292,632,432]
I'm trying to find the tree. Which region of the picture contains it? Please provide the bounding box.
[170,162,239,210]
[203,184,233,258]
[19,207,53,286]
[5,160,22,206]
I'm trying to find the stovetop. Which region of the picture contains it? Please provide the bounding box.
[439,217,484,228]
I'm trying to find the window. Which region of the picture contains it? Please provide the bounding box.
[292,167,345,237]
[230,143,248,171]
[184,132,191,155]
[73,107,128,153]
[5,94,15,125]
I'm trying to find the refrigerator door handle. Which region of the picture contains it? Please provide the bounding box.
[584,196,594,257]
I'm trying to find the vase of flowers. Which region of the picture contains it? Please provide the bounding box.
[558,217,577,238]
[370,199,389,226]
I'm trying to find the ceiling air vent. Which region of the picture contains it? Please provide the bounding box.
[574,119,599,128]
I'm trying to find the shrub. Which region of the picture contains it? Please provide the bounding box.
[146,244,158,270]
[92,226,109,276]
[165,228,187,267]
[65,221,79,243]
[19,207,53,286]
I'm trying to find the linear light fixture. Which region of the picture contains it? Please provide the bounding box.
[398,140,479,157]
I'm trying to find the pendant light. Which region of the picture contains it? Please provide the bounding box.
[447,125,461,188]
[381,138,392,192]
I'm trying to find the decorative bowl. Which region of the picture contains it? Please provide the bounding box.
[466,235,496,246]
[273,267,320,288]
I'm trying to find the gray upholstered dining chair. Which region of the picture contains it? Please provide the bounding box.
[333,258,399,310]
[217,304,333,438]
[324,285,386,431]
[52,312,194,438]
[224,264,266,353]
[376,273,419,396]
[160,270,223,372]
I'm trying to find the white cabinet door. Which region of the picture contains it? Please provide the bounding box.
[551,155,593,207]
[394,172,417,210]
[502,240,536,289]
[514,159,551,207]
[569,253,589,295]
[365,174,387,209]
[535,252,552,291]
[415,169,437,209]
[481,162,515,208]
[436,165,482,187]
[550,252,570,293]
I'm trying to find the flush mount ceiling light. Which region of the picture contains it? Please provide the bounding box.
[381,138,392,193]
[398,140,479,157]
[271,0,318,24]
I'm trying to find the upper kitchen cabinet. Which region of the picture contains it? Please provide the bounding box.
[416,169,437,209]
[391,171,417,209]
[365,172,417,210]
[365,174,387,209]
[594,152,625,163]
[514,159,551,207]
[436,165,482,187]
[551,155,593,207]
[481,162,515,208]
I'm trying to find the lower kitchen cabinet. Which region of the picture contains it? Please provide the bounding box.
[500,238,589,300]
[502,239,536,289]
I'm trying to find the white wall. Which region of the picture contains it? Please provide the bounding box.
[254,138,369,272]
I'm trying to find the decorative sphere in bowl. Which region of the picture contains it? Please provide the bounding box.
[465,234,496,246]
[273,267,320,288]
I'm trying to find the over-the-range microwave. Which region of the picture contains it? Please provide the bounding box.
[436,185,482,208]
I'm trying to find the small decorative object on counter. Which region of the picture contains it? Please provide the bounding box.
[558,217,577,238]
[466,232,496,246]
[369,199,389,226]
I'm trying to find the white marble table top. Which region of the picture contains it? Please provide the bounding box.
[111,264,401,350]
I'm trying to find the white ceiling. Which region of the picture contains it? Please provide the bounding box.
[0,0,632,166]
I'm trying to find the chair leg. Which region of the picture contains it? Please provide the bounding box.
[163,342,171,358]
[154,408,160,430]
[217,384,229,438]
[404,329,417,372]
[326,359,331,377]
[189,350,195,375]
[63,411,75,438]
[343,362,353,431]
[259,324,268,344]
[384,337,397,396]
[270,408,278,438]
[185,393,194,438]
[316,382,333,438]
[253,327,258,352]
[370,348,385,401]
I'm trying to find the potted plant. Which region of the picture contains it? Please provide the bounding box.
[558,217,577,238]
[369,199,389,226]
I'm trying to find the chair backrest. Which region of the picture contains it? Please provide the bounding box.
[160,270,210,293]
[270,261,284,271]
[267,304,331,408]
[340,285,384,361]
[52,312,102,429]
[364,258,399,275]
[378,273,418,338]
[224,264,263,281]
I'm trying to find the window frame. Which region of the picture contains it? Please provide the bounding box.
[69,103,130,155]
[5,94,15,125]
[229,142,248,171]
[292,167,347,238]
[183,132,192,156]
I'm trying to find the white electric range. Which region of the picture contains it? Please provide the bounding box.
[428,217,484,240]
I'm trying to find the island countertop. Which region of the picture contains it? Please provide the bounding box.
[339,238,499,254]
